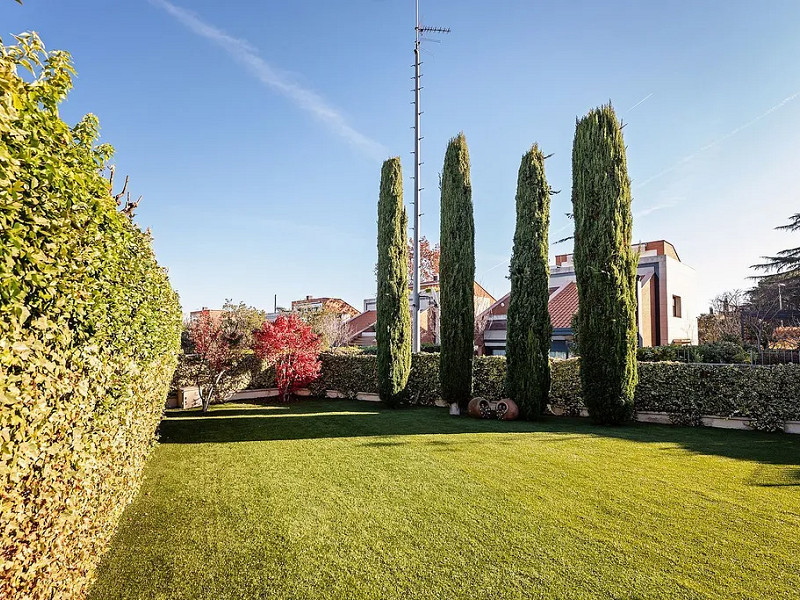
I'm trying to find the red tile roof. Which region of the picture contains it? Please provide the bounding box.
[548,282,579,328]
[485,293,510,317]
[346,310,377,340]
[346,308,437,344]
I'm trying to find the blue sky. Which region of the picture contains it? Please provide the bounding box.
[4,1,800,315]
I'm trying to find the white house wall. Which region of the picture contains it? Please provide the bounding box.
[662,256,699,344]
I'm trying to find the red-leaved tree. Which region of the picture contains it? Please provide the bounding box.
[188,311,237,412]
[254,314,322,402]
[408,236,440,282]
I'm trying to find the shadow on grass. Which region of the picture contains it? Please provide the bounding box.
[159,400,800,480]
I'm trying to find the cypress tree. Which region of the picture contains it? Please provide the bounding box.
[506,145,552,419]
[439,133,475,413]
[571,105,638,424]
[376,157,411,406]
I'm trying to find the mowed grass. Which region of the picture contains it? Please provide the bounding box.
[90,400,800,600]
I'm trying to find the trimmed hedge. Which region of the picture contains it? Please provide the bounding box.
[548,359,800,432]
[310,353,505,406]
[549,359,582,416]
[308,354,800,432]
[636,362,800,431]
[1,35,182,599]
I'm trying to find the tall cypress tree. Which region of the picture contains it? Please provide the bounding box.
[572,105,638,425]
[376,157,411,406]
[439,133,475,413]
[506,145,552,419]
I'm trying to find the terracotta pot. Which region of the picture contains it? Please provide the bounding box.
[467,397,490,418]
[496,398,519,421]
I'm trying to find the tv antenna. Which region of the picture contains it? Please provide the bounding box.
[411,0,449,353]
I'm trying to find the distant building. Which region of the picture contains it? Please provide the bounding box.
[353,279,496,347]
[189,307,225,324]
[479,240,698,357]
[290,296,360,320]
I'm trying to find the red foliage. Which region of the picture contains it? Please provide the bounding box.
[253,314,322,401]
[189,312,231,372]
[408,236,440,282]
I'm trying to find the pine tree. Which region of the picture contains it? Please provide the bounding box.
[376,157,411,406]
[506,145,552,419]
[753,213,800,279]
[571,105,638,425]
[439,133,475,412]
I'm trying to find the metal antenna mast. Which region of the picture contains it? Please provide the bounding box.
[412,0,449,353]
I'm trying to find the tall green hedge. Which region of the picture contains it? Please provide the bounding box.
[439,133,475,410]
[572,105,638,425]
[506,145,552,419]
[376,158,411,406]
[0,34,182,599]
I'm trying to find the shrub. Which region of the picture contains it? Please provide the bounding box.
[188,312,239,412]
[572,104,638,424]
[636,343,750,364]
[507,144,552,419]
[376,157,411,406]
[637,345,682,363]
[697,342,750,364]
[254,315,322,402]
[0,34,181,599]
[439,133,475,410]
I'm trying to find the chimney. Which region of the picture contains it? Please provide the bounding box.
[306,295,312,300]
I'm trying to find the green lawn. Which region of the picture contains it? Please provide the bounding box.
[90,400,800,600]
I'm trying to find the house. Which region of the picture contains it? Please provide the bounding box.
[351,279,496,346]
[480,240,698,357]
[290,296,360,320]
[344,309,439,347]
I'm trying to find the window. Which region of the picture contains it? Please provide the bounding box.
[672,295,682,318]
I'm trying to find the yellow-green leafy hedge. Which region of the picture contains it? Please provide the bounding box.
[0,34,182,599]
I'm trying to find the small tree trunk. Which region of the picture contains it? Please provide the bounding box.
[201,387,213,413]
[201,369,227,413]
[279,356,292,403]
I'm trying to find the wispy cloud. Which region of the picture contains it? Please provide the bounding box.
[478,258,509,278]
[627,92,654,113]
[150,0,387,159]
[634,202,676,218]
[637,90,800,188]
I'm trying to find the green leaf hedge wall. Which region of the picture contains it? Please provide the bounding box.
[0,34,181,599]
